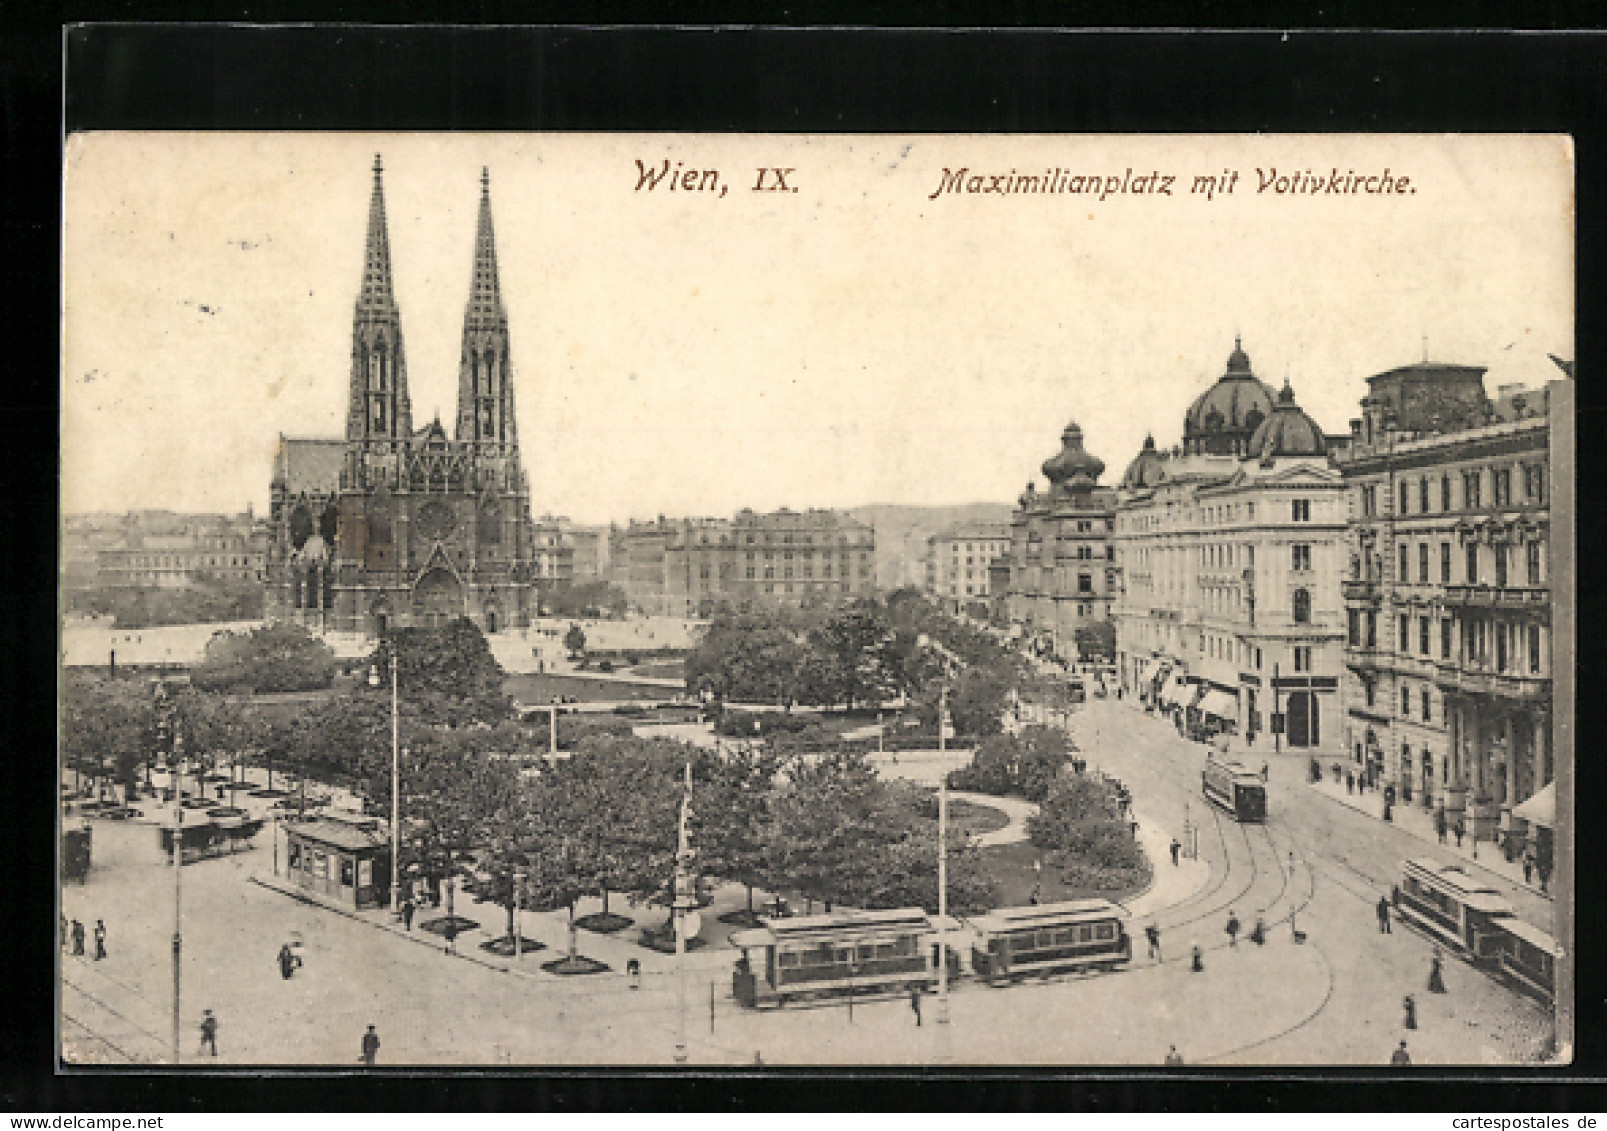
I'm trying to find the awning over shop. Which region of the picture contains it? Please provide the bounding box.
[1513,782,1555,828]
[1199,689,1238,719]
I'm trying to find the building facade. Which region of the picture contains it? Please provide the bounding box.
[266,158,536,636]
[64,510,269,600]
[1000,422,1118,658]
[1337,363,1558,849]
[926,522,1013,613]
[618,508,876,617]
[1113,342,1347,752]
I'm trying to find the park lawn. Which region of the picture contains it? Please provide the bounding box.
[626,660,685,680]
[946,796,1011,837]
[980,839,1149,909]
[503,672,682,705]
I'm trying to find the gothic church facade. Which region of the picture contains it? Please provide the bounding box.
[267,157,535,635]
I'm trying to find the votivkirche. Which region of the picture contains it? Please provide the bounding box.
[267,157,536,634]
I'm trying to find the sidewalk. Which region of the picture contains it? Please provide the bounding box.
[1306,775,1552,902]
[1126,810,1212,920]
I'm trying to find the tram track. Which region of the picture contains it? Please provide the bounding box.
[60,975,170,1064]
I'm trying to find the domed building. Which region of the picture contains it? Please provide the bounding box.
[1182,337,1278,457]
[1111,344,1345,759]
[1001,420,1118,663]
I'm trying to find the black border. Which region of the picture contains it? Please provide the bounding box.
[9,19,1607,1113]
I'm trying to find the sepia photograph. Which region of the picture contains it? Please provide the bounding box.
[59,131,1573,1068]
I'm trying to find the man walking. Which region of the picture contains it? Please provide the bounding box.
[1164,1045,1184,1066]
[402,897,415,931]
[199,1010,218,1057]
[71,919,85,957]
[278,942,301,980]
[1376,895,1392,934]
[1435,809,1447,844]
[1391,1040,1412,1066]
[1225,910,1241,948]
[1145,923,1162,962]
[360,1024,380,1066]
[1169,838,1181,867]
[909,985,923,1027]
[93,920,107,961]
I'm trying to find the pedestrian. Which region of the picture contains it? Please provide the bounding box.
[1145,923,1162,962]
[93,919,107,961]
[1391,1040,1412,1066]
[1190,942,1204,972]
[199,1010,218,1057]
[360,1024,380,1066]
[1029,883,1041,906]
[60,913,68,953]
[753,1051,764,1067]
[1164,1044,1184,1066]
[1435,809,1447,844]
[401,898,415,931]
[71,919,85,956]
[1225,910,1240,948]
[1428,949,1447,994]
[1454,820,1465,848]
[1249,917,1266,946]
[278,942,300,980]
[1376,895,1392,934]
[1169,839,1181,866]
[909,984,923,1027]
[1538,859,1551,895]
[627,957,642,990]
[1346,771,1354,794]
[1402,994,1417,1030]
[1260,762,1269,783]
[1522,849,1535,886]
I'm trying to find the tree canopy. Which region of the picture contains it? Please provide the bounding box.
[190,623,336,693]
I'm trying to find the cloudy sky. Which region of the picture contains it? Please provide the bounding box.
[62,133,1572,524]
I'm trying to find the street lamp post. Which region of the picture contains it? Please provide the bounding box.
[513,870,525,956]
[170,733,184,1065]
[673,761,695,1064]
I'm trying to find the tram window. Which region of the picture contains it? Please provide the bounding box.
[1078,925,1094,943]
[1095,923,1116,941]
[778,951,799,968]
[875,943,895,959]
[1056,929,1077,945]
[1036,930,1054,949]
[894,936,916,956]
[835,947,852,964]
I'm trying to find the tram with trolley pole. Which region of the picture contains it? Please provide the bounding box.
[967,899,1132,984]
[1393,858,1557,1004]
[730,907,961,1009]
[1201,756,1266,822]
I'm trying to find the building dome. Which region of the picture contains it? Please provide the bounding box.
[1249,380,1328,460]
[1041,421,1106,492]
[1120,433,1167,489]
[1182,337,1277,456]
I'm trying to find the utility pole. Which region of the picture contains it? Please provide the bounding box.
[673,761,695,1064]
[1273,661,1282,757]
[170,734,184,1066]
[936,682,952,1049]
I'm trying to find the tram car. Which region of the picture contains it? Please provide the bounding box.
[968,899,1132,984]
[730,907,960,1009]
[1492,916,1558,1005]
[1393,858,1517,962]
[1201,757,1266,822]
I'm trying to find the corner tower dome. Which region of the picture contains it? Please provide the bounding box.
[1120,433,1167,489]
[1182,336,1277,457]
[1041,420,1106,493]
[1249,380,1328,462]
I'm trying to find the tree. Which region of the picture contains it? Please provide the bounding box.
[685,609,809,707]
[367,619,509,724]
[60,673,154,803]
[946,725,1071,802]
[1073,619,1117,663]
[808,601,899,710]
[763,750,893,912]
[945,665,1011,739]
[190,623,336,693]
[563,624,588,658]
[691,743,783,918]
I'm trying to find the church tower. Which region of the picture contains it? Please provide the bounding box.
[455,168,520,453]
[346,154,414,446]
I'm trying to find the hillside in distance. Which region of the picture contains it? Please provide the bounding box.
[847,502,1014,591]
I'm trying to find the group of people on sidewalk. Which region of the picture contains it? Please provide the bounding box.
[60,914,107,962]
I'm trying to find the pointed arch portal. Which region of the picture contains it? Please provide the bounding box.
[412,568,464,627]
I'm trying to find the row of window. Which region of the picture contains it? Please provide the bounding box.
[1391,539,1543,588]
[1360,463,1545,518]
[1347,608,1544,675]
[1195,634,1309,672]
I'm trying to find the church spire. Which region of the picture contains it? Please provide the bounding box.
[346,154,413,445]
[455,167,518,452]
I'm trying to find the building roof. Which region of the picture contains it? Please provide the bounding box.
[1248,381,1328,461]
[273,436,345,496]
[285,815,388,852]
[1120,434,1168,489]
[1041,420,1106,491]
[1183,338,1277,442]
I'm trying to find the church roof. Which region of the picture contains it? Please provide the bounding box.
[273,437,345,496]
[1249,381,1328,460]
[1184,337,1277,440]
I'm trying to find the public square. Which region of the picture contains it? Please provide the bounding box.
[59,692,1554,1067]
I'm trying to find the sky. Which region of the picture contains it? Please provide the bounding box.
[62,133,1573,524]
